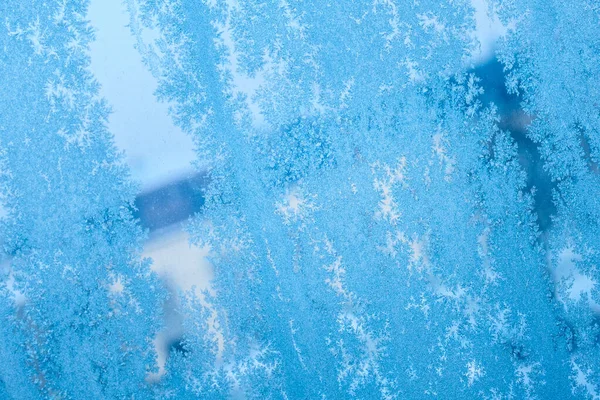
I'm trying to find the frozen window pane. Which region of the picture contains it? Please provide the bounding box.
[1,0,599,398]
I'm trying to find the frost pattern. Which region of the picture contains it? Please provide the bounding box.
[492,0,600,396]
[0,1,163,398]
[1,0,599,398]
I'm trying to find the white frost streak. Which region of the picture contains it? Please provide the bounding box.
[275,187,317,225]
[515,362,541,399]
[373,0,401,50]
[372,157,408,224]
[279,0,307,39]
[322,239,394,399]
[477,226,501,286]
[27,17,46,55]
[417,12,446,35]
[432,131,456,182]
[571,357,600,400]
[465,360,485,386]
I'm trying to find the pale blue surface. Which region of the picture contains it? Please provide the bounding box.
[1,0,599,399]
[88,0,196,192]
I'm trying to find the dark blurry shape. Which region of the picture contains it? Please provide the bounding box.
[168,338,189,355]
[134,172,207,231]
[475,59,522,124]
[474,59,556,232]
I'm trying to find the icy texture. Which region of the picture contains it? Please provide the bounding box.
[0,1,163,398]
[492,0,600,396]
[1,0,599,398]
